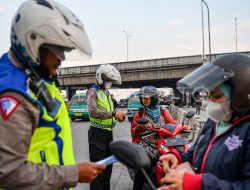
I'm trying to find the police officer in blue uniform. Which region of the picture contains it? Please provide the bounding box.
[0,0,105,189]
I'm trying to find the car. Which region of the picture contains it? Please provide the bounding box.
[126,91,143,122]
[118,98,127,107]
[68,93,89,121]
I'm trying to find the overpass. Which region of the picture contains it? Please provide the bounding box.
[58,51,250,99]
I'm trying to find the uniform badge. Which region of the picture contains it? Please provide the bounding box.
[0,96,20,121]
[99,92,104,99]
[224,135,243,151]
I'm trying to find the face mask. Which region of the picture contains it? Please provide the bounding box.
[206,101,232,122]
[104,81,112,89]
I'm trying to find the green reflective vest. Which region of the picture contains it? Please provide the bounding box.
[90,89,116,131]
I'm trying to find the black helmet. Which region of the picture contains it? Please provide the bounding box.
[177,53,250,112]
[139,86,159,107]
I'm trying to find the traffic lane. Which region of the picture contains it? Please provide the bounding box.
[71,108,133,190]
[182,106,208,120]
[71,108,131,162]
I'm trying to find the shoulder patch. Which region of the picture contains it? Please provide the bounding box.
[89,90,96,97]
[0,96,20,121]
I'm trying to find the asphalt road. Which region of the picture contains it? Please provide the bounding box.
[72,108,134,190]
[71,107,208,190]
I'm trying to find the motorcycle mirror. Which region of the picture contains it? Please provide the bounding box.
[109,140,156,190]
[109,140,151,169]
[184,111,195,119]
[137,117,149,125]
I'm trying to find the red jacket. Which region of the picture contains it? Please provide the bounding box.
[131,108,177,144]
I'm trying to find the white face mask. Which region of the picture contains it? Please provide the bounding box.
[104,81,112,89]
[206,101,232,122]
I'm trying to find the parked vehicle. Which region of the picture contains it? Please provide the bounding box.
[126,91,143,122]
[68,93,89,121]
[118,98,127,108]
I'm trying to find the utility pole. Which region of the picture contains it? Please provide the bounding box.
[201,0,212,62]
[201,1,205,61]
[123,30,132,62]
[235,18,238,52]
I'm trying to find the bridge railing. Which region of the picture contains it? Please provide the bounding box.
[59,51,250,76]
[60,55,203,75]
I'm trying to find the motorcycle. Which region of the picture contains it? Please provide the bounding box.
[131,111,195,187]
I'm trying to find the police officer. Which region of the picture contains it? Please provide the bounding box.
[87,64,126,190]
[0,0,105,189]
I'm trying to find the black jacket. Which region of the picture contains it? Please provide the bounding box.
[182,115,250,190]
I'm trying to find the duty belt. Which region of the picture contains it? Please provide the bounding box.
[90,121,115,129]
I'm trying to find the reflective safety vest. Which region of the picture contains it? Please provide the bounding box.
[89,86,116,131]
[27,81,75,168]
[0,53,75,189]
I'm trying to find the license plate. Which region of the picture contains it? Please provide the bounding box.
[75,113,82,116]
[165,138,189,146]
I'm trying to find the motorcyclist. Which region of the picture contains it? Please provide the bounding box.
[159,53,250,190]
[131,86,189,144]
[131,86,189,190]
[0,0,105,189]
[87,64,125,190]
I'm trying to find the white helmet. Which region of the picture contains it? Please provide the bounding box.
[11,0,92,66]
[96,64,121,86]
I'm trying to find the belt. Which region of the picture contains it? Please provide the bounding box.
[90,121,116,129]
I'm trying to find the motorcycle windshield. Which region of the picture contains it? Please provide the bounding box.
[177,62,234,94]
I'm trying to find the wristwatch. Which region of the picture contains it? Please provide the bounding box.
[112,111,116,117]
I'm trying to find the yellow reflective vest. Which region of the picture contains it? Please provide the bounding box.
[89,89,116,131]
[27,80,75,167]
[0,55,75,189]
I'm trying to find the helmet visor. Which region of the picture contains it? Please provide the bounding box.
[42,44,65,61]
[57,3,93,62]
[177,62,234,94]
[113,75,122,85]
[140,86,158,97]
[63,27,92,62]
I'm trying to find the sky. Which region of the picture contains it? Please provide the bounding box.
[0,0,250,68]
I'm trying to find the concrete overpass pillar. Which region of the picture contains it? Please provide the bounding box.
[66,87,76,101]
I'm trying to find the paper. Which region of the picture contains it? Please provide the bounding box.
[95,155,118,165]
[175,162,195,174]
